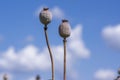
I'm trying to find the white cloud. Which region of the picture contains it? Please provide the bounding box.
[68,24,90,58]
[102,24,120,50]
[94,69,116,80]
[35,6,64,19]
[0,25,90,79]
[0,45,50,71]
[51,7,64,19]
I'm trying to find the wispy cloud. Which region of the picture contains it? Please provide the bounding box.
[51,7,64,19]
[94,69,116,80]
[102,24,120,50]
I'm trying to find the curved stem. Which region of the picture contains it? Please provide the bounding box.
[44,25,54,80]
[63,38,67,80]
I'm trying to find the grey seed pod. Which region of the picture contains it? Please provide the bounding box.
[59,20,71,38]
[39,8,52,25]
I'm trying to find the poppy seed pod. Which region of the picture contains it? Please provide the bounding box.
[39,8,52,25]
[59,20,71,38]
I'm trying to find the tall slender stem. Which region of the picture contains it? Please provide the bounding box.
[44,25,54,80]
[63,38,67,80]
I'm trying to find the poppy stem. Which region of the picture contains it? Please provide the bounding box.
[44,25,54,80]
[63,38,67,80]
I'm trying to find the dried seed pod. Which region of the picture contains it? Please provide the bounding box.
[39,8,52,25]
[59,20,71,38]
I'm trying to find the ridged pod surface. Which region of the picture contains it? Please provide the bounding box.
[59,20,71,38]
[39,8,52,25]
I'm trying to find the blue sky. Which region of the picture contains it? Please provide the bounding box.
[0,0,120,80]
